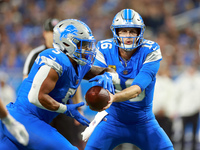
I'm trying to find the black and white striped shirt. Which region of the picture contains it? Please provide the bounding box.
[23,45,47,76]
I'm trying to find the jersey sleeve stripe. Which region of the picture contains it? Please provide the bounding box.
[143,49,162,64]
[95,49,107,66]
[40,56,63,76]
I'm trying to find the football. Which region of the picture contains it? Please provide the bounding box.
[85,86,110,111]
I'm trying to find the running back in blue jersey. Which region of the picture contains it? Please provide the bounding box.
[0,48,91,150]
[94,38,162,124]
[16,48,91,123]
[0,18,97,150]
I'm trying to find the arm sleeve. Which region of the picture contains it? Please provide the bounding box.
[131,61,160,91]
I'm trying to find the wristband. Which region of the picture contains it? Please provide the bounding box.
[56,103,67,113]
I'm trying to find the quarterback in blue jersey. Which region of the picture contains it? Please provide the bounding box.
[0,19,116,150]
[84,9,174,150]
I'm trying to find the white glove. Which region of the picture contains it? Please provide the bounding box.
[81,110,108,142]
[2,114,29,146]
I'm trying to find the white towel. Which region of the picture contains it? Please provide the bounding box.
[81,110,108,142]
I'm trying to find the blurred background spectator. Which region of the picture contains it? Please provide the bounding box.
[0,0,199,149]
[173,65,200,150]
[153,60,176,141]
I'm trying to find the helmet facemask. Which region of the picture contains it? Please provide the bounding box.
[113,27,144,51]
[73,39,96,66]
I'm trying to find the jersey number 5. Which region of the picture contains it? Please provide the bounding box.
[62,88,76,104]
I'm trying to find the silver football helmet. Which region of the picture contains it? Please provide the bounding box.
[110,9,145,51]
[53,19,96,66]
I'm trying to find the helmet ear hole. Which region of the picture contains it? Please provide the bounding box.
[136,28,141,36]
[77,41,81,47]
[59,24,63,28]
[116,28,119,36]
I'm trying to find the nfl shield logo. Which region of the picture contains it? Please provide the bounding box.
[76,79,79,84]
[123,70,128,75]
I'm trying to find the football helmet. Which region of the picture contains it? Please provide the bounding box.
[110,9,145,51]
[53,19,96,66]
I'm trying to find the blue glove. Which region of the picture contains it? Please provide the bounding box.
[65,102,90,126]
[89,72,115,94]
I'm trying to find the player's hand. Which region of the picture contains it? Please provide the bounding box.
[65,102,90,126]
[102,90,113,110]
[2,114,29,146]
[74,109,84,126]
[89,72,115,94]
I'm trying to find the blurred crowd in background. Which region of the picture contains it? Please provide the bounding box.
[0,0,199,150]
[0,0,199,87]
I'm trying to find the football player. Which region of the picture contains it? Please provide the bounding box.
[23,18,86,149]
[84,9,174,150]
[0,19,115,150]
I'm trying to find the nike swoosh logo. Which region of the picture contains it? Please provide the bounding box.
[153,46,158,51]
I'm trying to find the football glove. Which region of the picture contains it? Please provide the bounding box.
[89,72,115,94]
[65,102,90,126]
[2,114,29,146]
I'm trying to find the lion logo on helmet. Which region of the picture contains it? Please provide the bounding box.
[58,24,78,40]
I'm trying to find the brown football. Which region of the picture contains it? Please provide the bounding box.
[85,86,110,111]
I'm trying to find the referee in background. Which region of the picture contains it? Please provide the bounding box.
[23,18,59,79]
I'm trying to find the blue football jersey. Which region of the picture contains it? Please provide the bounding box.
[15,48,91,123]
[94,38,162,123]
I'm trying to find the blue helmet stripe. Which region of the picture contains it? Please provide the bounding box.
[128,9,132,22]
[124,9,132,22]
[124,9,128,20]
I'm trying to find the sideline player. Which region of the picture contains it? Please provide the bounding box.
[0,19,115,150]
[84,9,174,150]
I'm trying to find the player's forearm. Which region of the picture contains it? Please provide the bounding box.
[113,85,141,102]
[28,65,61,111]
[84,66,116,80]
[38,94,60,111]
[29,90,61,111]
[37,93,68,114]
